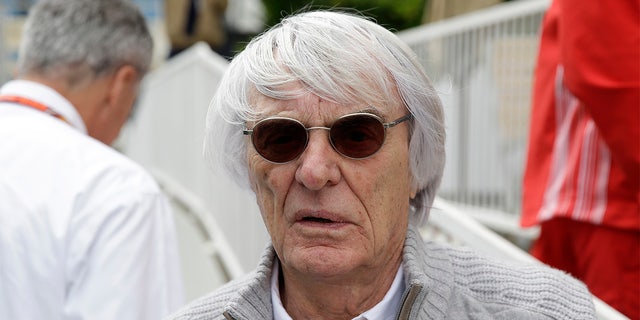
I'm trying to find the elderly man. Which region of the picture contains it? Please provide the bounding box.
[169,10,595,320]
[0,0,183,319]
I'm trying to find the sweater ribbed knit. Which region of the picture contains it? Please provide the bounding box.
[167,226,595,320]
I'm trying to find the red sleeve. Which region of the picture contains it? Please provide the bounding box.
[559,0,640,178]
[521,2,561,225]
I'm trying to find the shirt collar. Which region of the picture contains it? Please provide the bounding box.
[271,260,406,320]
[0,79,87,134]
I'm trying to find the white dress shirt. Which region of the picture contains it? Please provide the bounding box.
[271,260,405,320]
[0,80,184,319]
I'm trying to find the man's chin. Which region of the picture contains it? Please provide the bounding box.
[284,245,363,279]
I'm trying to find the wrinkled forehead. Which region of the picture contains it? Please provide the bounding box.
[248,82,403,121]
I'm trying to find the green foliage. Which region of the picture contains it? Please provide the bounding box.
[262,0,426,32]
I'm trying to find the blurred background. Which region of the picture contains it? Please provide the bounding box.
[1,0,516,82]
[0,0,549,298]
[0,0,627,318]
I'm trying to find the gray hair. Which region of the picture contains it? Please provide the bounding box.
[205,10,445,225]
[17,0,152,84]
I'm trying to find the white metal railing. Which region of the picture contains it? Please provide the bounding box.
[152,168,245,281]
[398,0,548,217]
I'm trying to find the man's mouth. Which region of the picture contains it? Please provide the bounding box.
[293,211,352,233]
[301,216,334,223]
[294,210,347,225]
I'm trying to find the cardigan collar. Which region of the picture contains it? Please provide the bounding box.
[221,225,455,320]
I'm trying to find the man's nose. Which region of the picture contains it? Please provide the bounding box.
[294,130,342,190]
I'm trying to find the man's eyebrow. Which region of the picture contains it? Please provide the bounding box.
[358,106,383,116]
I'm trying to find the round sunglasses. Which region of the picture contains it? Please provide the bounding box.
[242,112,413,163]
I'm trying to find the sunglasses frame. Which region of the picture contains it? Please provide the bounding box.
[243,112,413,164]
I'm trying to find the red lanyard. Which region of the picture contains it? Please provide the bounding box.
[0,95,69,123]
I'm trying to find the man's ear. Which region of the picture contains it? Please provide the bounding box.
[409,173,419,200]
[89,64,140,144]
[106,65,139,109]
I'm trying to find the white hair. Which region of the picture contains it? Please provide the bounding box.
[205,10,445,225]
[17,0,152,85]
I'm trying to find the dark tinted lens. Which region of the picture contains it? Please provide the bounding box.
[251,118,308,163]
[330,114,385,158]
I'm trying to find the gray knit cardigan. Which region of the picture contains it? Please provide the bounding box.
[167,225,596,320]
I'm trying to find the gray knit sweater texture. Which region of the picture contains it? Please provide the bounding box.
[167,226,596,320]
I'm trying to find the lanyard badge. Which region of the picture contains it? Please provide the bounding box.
[0,95,69,123]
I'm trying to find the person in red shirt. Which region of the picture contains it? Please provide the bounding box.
[521,0,640,318]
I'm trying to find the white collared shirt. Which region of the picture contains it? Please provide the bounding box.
[271,260,405,320]
[1,80,88,133]
[0,80,184,319]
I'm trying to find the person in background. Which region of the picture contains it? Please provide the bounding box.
[167,10,595,320]
[0,0,184,319]
[165,0,229,58]
[223,0,266,58]
[520,0,640,319]
[422,0,501,23]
